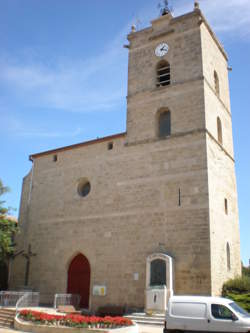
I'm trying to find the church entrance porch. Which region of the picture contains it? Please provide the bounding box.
[145,253,173,313]
[67,254,90,308]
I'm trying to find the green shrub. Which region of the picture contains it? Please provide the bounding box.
[222,275,250,295]
[222,275,250,313]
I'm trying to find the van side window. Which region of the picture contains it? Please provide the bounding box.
[211,304,234,320]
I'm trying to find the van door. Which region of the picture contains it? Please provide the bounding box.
[169,302,209,331]
[209,304,240,332]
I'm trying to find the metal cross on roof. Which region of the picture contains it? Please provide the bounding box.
[22,244,36,287]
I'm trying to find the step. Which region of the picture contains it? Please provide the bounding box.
[125,313,165,326]
[126,312,165,316]
[0,309,15,328]
[0,316,13,321]
[0,319,14,327]
[127,312,164,316]
[126,315,164,322]
[126,313,165,319]
[0,319,14,328]
[0,324,13,328]
[0,315,14,322]
[129,319,164,326]
[0,309,16,315]
[0,313,15,320]
[1,316,15,320]
[0,312,15,318]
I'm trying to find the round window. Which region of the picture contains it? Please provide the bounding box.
[77,180,91,197]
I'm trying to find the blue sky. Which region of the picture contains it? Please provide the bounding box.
[0,0,249,266]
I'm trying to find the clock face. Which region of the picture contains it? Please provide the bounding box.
[155,43,169,57]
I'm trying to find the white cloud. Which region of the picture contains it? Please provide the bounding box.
[17,127,83,138]
[0,30,128,113]
[174,0,250,39]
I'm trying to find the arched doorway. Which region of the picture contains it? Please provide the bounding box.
[67,254,90,308]
[145,253,174,312]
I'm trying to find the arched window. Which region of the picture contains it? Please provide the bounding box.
[157,110,171,138]
[224,198,228,215]
[150,259,166,286]
[217,117,223,145]
[226,243,231,271]
[156,61,170,87]
[214,71,220,96]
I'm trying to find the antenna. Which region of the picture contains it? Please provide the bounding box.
[135,17,142,30]
[130,14,142,33]
[158,0,173,16]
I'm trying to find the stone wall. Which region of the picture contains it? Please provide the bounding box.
[11,131,211,309]
[200,19,241,294]
[206,136,241,295]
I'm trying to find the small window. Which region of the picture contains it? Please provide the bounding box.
[108,142,113,150]
[77,180,91,197]
[150,259,166,286]
[211,304,234,320]
[53,155,57,162]
[156,61,170,87]
[227,243,231,271]
[157,110,171,138]
[225,198,228,215]
[217,117,223,145]
[214,71,220,96]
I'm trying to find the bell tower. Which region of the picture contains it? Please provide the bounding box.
[126,5,204,145]
[125,4,241,296]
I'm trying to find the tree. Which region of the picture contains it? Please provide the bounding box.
[0,179,18,264]
[243,265,250,278]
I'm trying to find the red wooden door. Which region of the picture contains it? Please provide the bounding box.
[67,254,90,308]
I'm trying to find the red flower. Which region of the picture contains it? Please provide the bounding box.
[19,310,133,328]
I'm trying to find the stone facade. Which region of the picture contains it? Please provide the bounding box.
[10,7,241,310]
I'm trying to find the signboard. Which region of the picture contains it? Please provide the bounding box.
[93,285,106,296]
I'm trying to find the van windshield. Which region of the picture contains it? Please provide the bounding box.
[230,302,250,317]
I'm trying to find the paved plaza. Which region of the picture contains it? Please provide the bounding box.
[0,324,163,333]
[138,324,163,333]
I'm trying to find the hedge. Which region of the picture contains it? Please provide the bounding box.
[222,275,250,313]
[226,293,250,313]
[222,275,250,295]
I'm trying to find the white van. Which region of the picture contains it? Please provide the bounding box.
[164,296,250,332]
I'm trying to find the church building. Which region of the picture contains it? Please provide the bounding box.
[11,3,241,312]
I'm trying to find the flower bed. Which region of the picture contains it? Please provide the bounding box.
[19,310,133,329]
